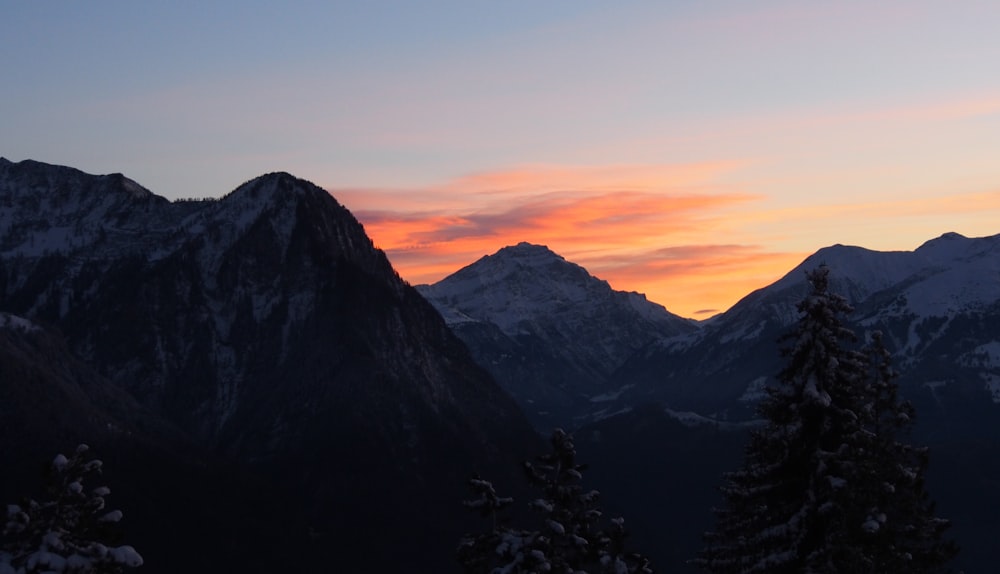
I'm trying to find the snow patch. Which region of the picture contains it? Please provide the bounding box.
[664,407,761,430]
[0,313,39,333]
[720,320,766,344]
[434,306,481,326]
[959,341,1000,368]
[586,406,634,423]
[589,384,634,403]
[664,408,723,427]
[739,376,770,403]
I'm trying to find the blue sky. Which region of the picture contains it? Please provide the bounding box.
[5,1,1000,316]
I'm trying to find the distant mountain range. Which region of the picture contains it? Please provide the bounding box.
[0,158,539,573]
[418,231,1000,573]
[608,231,1000,423]
[3,157,997,572]
[418,232,1000,428]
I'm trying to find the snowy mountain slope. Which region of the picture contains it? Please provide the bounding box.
[606,231,1000,422]
[583,232,1000,574]
[417,242,697,428]
[1,160,526,445]
[0,158,541,573]
[0,158,198,260]
[418,242,688,333]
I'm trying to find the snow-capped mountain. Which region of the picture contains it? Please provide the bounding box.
[578,233,1000,573]
[417,242,697,428]
[5,157,996,572]
[606,232,1000,422]
[0,158,540,573]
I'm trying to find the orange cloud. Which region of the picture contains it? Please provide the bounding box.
[332,165,1000,319]
[331,163,774,317]
[347,187,759,265]
[575,245,808,317]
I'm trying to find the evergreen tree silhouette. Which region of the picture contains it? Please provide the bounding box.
[459,428,652,573]
[698,266,954,573]
[1,445,143,574]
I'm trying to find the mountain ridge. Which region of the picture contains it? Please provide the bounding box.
[0,158,541,573]
[419,231,998,573]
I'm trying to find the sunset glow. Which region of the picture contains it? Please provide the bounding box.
[335,165,1000,317]
[5,1,1000,317]
[333,164,778,317]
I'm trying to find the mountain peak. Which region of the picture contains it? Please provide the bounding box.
[244,171,298,187]
[916,231,969,251]
[420,241,695,337]
[497,241,558,255]
[0,159,171,259]
[913,231,1000,264]
[0,159,541,572]
[224,171,332,205]
[0,158,158,201]
[422,243,692,328]
[417,244,697,427]
[490,242,566,265]
[440,243,591,294]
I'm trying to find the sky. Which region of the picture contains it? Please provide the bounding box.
[4,1,1000,318]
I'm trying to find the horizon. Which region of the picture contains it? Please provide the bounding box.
[5,2,1000,317]
[6,154,986,320]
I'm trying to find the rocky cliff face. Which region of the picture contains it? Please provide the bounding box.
[0,158,539,573]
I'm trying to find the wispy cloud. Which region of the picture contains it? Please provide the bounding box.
[330,163,775,316]
[575,244,806,317]
[331,166,1000,319]
[333,163,756,255]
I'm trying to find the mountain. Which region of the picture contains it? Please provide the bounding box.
[0,312,165,466]
[0,158,541,573]
[592,233,1000,572]
[0,311,281,574]
[422,233,1000,572]
[416,242,697,428]
[609,232,1000,421]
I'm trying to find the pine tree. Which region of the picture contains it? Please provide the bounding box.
[857,331,957,571]
[698,266,954,573]
[1,444,143,574]
[456,476,537,573]
[458,428,652,574]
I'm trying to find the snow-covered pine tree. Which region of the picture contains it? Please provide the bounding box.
[522,427,602,571]
[456,475,544,573]
[0,444,143,574]
[699,266,886,573]
[458,428,652,573]
[857,331,956,572]
[699,267,956,573]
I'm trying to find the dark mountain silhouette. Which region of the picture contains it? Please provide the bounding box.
[0,158,541,573]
